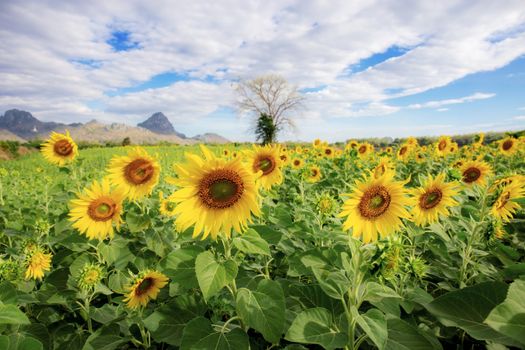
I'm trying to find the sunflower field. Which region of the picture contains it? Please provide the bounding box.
[0,132,524,350]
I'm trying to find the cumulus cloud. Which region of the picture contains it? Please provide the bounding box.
[0,0,524,139]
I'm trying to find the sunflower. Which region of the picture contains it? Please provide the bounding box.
[396,144,411,162]
[159,191,177,216]
[435,136,451,157]
[357,143,374,158]
[40,131,78,166]
[406,137,418,147]
[279,152,289,165]
[322,146,335,158]
[169,146,260,240]
[449,142,459,154]
[473,133,485,147]
[460,160,492,186]
[373,157,394,179]
[222,149,230,157]
[345,140,359,152]
[385,146,393,154]
[499,137,518,155]
[25,247,52,280]
[313,139,322,148]
[69,179,126,240]
[338,172,410,243]
[490,182,525,222]
[106,147,161,200]
[410,173,459,226]
[78,263,103,290]
[306,165,322,183]
[247,144,284,190]
[291,158,304,169]
[123,271,169,309]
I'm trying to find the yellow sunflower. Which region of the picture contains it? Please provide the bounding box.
[159,191,177,216]
[40,131,78,166]
[123,271,169,309]
[279,152,289,165]
[169,146,260,240]
[491,182,525,222]
[396,144,411,162]
[499,137,518,155]
[306,165,322,183]
[357,143,374,159]
[435,136,451,157]
[410,173,459,226]
[291,158,304,169]
[322,146,335,158]
[106,147,161,200]
[460,160,492,186]
[406,137,418,147]
[338,172,410,243]
[247,144,284,190]
[313,139,322,148]
[372,157,394,179]
[69,179,126,240]
[25,247,52,280]
[385,146,393,154]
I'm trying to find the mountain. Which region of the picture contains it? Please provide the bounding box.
[0,128,26,142]
[0,109,66,139]
[192,133,229,144]
[51,120,190,144]
[0,109,229,144]
[137,112,186,138]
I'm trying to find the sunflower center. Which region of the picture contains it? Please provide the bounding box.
[358,185,391,219]
[124,159,154,185]
[254,156,276,175]
[502,140,513,151]
[399,147,407,156]
[53,139,73,156]
[497,191,510,209]
[294,160,300,166]
[358,145,367,154]
[135,277,154,296]
[198,169,244,209]
[463,167,481,183]
[280,154,287,161]
[419,189,443,210]
[164,201,176,212]
[311,169,319,177]
[325,149,332,155]
[438,140,447,151]
[88,198,117,221]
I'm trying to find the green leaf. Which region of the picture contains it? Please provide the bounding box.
[195,251,238,301]
[236,279,285,343]
[180,317,249,350]
[0,305,30,325]
[285,307,347,349]
[144,304,195,346]
[126,211,151,233]
[160,246,203,294]
[385,317,442,350]
[233,229,271,256]
[426,281,516,345]
[4,334,43,350]
[356,309,387,350]
[0,281,19,304]
[485,279,525,345]
[311,268,349,300]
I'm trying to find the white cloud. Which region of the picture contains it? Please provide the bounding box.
[514,115,525,120]
[0,0,524,140]
[407,92,496,109]
[437,108,449,112]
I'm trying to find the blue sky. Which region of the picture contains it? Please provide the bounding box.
[1,0,524,141]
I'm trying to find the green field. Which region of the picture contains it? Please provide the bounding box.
[1,137,525,349]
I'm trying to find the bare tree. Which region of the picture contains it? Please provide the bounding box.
[235,74,304,142]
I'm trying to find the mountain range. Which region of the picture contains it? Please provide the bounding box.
[0,109,228,144]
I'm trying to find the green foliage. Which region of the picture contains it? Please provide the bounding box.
[255,113,277,144]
